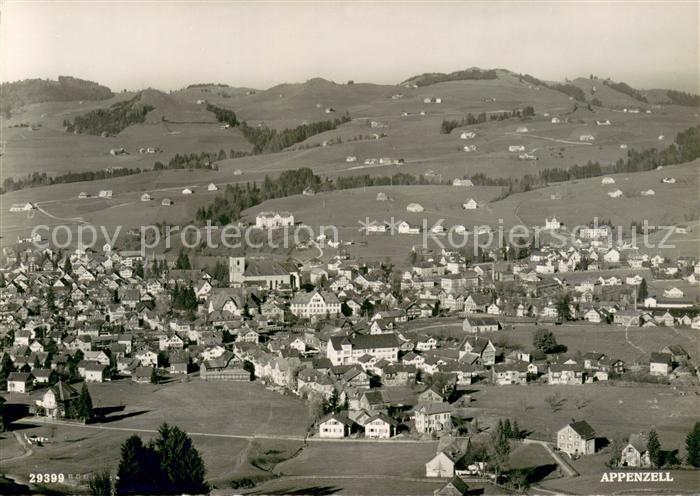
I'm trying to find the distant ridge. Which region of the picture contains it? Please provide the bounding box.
[400,68,498,87]
[0,76,113,117]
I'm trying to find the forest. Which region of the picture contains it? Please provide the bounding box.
[402,68,498,87]
[63,94,154,135]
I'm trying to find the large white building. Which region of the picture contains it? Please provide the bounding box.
[255,211,295,229]
[290,290,341,318]
[327,333,399,366]
[228,256,297,289]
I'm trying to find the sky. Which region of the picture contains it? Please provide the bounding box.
[1,1,698,92]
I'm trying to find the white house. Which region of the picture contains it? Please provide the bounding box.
[290,290,341,318]
[640,189,655,196]
[207,183,218,191]
[319,414,355,438]
[508,145,525,152]
[182,188,194,195]
[256,211,295,229]
[406,203,424,213]
[580,134,595,142]
[544,217,561,230]
[608,189,623,198]
[557,421,596,457]
[460,131,476,140]
[601,177,615,185]
[140,193,152,202]
[663,287,684,298]
[98,190,113,198]
[452,178,473,187]
[462,199,478,210]
[9,202,36,212]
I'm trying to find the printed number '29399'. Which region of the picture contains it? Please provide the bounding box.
[30,473,65,483]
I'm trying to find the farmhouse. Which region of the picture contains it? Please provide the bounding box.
[425,446,465,477]
[462,315,499,333]
[462,199,478,210]
[207,183,218,191]
[516,126,528,133]
[9,202,37,212]
[346,155,357,162]
[459,336,496,365]
[452,178,473,187]
[463,145,476,152]
[78,192,89,199]
[376,192,388,201]
[161,198,174,206]
[601,177,615,184]
[363,413,398,439]
[579,134,595,141]
[508,145,525,152]
[460,131,476,139]
[596,119,612,125]
[7,372,33,393]
[140,193,152,202]
[182,188,193,195]
[621,433,652,467]
[255,211,295,229]
[662,177,676,184]
[406,203,424,213]
[649,352,672,376]
[98,190,112,198]
[608,189,623,198]
[640,189,655,196]
[544,217,561,230]
[33,381,79,419]
[557,420,596,456]
[491,362,529,385]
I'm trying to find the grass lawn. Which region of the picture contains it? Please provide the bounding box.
[469,383,699,453]
[86,378,312,436]
[275,441,439,478]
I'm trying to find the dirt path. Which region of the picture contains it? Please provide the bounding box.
[0,432,34,465]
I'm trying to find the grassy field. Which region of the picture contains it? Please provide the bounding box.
[469,383,698,452]
[275,442,438,478]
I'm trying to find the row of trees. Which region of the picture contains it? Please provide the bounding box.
[1,167,142,194]
[89,423,208,495]
[602,80,648,103]
[63,94,154,135]
[666,90,700,107]
[239,114,351,153]
[518,74,586,102]
[153,151,222,171]
[440,107,535,134]
[206,103,239,127]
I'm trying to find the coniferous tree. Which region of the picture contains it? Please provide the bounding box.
[647,430,662,467]
[116,435,157,495]
[87,470,113,496]
[154,423,208,494]
[75,383,94,422]
[685,422,700,467]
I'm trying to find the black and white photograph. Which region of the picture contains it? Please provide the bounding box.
[0,1,699,495]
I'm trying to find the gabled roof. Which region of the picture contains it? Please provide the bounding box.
[567,420,596,439]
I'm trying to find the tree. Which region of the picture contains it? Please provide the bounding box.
[0,353,14,390]
[340,302,353,317]
[638,278,648,301]
[685,422,700,467]
[134,261,144,278]
[647,429,662,468]
[75,383,94,422]
[556,294,572,321]
[361,298,374,317]
[46,287,56,312]
[88,470,113,496]
[175,250,191,270]
[533,329,558,353]
[150,367,160,385]
[64,257,73,275]
[116,435,158,495]
[154,423,208,494]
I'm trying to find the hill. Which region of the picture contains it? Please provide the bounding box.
[400,67,499,87]
[0,76,113,117]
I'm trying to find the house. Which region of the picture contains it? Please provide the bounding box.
[140,193,152,202]
[7,372,33,393]
[459,337,496,366]
[406,203,424,213]
[660,345,689,363]
[452,178,473,187]
[545,217,561,230]
[182,188,194,195]
[83,363,108,382]
[34,381,79,419]
[462,199,478,210]
[363,413,398,439]
[132,366,153,384]
[318,414,356,438]
[207,183,218,191]
[98,190,113,198]
[601,177,615,185]
[508,145,525,152]
[415,402,453,434]
[462,315,499,333]
[596,119,611,126]
[557,421,596,457]
[9,202,36,212]
[425,446,464,477]
[491,363,529,385]
[548,364,585,385]
[579,134,595,142]
[608,189,623,198]
[255,211,295,229]
[435,476,470,496]
[649,352,672,376]
[621,433,652,468]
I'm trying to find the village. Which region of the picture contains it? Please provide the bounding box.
[1,204,699,493]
